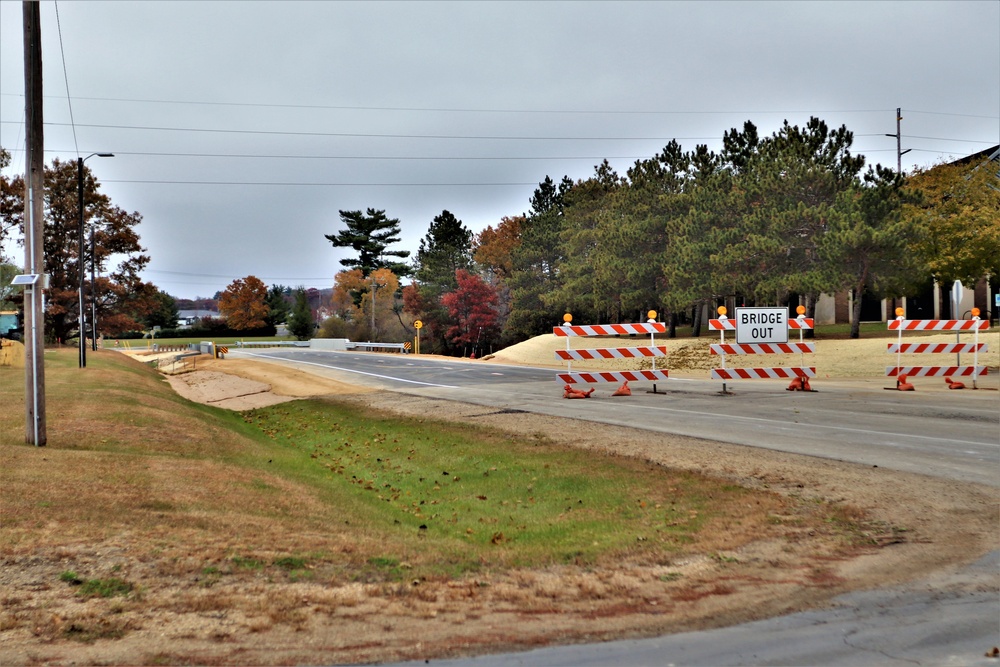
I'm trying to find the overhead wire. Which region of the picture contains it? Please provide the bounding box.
[52,1,79,158]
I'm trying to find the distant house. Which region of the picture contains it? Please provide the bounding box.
[177,309,219,328]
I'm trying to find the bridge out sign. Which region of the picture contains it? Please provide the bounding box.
[735,307,788,344]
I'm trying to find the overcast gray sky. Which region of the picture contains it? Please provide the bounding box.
[2,0,998,299]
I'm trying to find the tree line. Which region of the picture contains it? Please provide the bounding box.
[323,117,998,347]
[2,117,996,348]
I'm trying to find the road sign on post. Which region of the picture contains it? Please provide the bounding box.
[735,307,789,344]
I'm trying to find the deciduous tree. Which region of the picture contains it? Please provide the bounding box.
[331,268,400,340]
[219,275,269,330]
[440,269,500,353]
[0,155,150,342]
[904,158,1000,286]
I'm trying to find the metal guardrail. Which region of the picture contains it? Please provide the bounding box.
[234,341,310,348]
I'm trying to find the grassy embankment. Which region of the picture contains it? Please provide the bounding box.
[2,349,867,594]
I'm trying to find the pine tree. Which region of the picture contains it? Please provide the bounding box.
[414,210,472,290]
[287,287,314,340]
[325,208,411,277]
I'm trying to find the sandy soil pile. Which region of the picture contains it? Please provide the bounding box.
[488,332,1000,378]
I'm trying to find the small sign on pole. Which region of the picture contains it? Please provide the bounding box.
[735,307,789,345]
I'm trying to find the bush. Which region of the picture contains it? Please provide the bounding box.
[317,316,360,340]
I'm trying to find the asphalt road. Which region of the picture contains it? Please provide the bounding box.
[231,348,1000,666]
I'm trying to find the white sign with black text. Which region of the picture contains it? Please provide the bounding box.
[735,307,789,344]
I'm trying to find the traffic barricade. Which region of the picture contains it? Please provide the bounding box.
[887,307,989,390]
[554,311,670,395]
[709,306,816,393]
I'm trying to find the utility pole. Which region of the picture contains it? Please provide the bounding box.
[77,157,87,368]
[885,107,912,174]
[90,226,97,350]
[23,0,46,445]
[370,275,377,340]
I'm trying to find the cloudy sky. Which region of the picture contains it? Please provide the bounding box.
[1,1,997,299]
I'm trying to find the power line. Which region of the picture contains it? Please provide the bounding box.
[40,149,658,161]
[2,93,997,121]
[52,1,79,157]
[34,121,731,142]
[104,179,536,187]
[27,120,990,145]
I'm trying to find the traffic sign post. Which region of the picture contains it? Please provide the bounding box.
[414,320,423,355]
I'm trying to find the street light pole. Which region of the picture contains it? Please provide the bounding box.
[90,226,97,350]
[77,152,113,368]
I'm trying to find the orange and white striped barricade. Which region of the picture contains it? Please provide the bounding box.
[553,317,669,393]
[887,312,989,389]
[709,309,816,393]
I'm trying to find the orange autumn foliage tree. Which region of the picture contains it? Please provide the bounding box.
[218,275,269,330]
[331,268,400,339]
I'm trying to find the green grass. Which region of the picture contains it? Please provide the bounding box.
[241,399,747,570]
[71,577,133,598]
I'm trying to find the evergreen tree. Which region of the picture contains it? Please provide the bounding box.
[414,210,473,290]
[265,284,291,328]
[143,289,180,330]
[548,161,622,322]
[325,208,411,277]
[505,175,574,340]
[820,166,925,338]
[287,287,314,340]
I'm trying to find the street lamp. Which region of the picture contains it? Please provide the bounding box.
[78,152,113,368]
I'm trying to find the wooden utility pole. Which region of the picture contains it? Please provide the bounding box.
[23,0,47,446]
[886,107,912,174]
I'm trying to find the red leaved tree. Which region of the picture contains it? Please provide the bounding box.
[440,270,500,354]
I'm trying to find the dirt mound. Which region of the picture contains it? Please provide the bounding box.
[488,332,1000,379]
